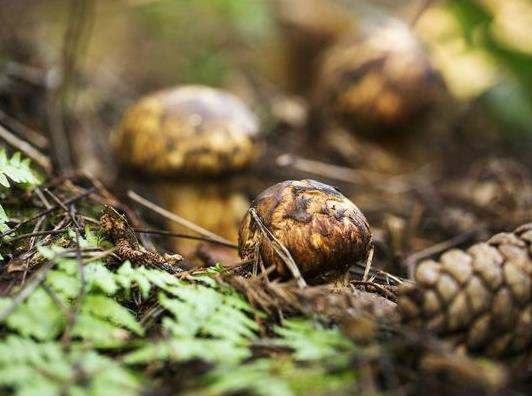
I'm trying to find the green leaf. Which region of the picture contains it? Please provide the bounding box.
[3,288,65,341]
[0,149,40,236]
[72,313,131,347]
[46,270,81,298]
[124,337,251,365]
[272,319,354,361]
[0,336,142,395]
[84,262,119,295]
[83,295,144,336]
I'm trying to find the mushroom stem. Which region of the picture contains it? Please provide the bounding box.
[128,190,234,247]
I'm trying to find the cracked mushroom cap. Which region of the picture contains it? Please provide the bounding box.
[238,179,372,281]
[315,18,443,135]
[113,85,261,177]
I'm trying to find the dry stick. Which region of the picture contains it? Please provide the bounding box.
[61,205,85,344]
[0,261,55,322]
[0,110,49,149]
[249,208,307,289]
[0,123,52,173]
[362,246,375,282]
[376,270,408,286]
[127,190,234,246]
[277,154,366,184]
[21,217,46,284]
[8,228,69,243]
[45,188,81,229]
[133,228,238,249]
[35,188,53,210]
[16,217,70,275]
[0,188,94,239]
[276,154,414,193]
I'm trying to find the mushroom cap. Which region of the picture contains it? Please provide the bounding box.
[238,179,372,280]
[315,18,443,134]
[113,85,261,177]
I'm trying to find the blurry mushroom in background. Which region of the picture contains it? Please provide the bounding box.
[238,179,372,283]
[272,0,355,94]
[314,17,444,139]
[113,85,262,258]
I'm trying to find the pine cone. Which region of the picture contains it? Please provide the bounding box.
[398,224,532,357]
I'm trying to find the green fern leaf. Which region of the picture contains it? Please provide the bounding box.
[84,262,119,295]
[0,150,40,237]
[1,289,65,341]
[0,336,142,396]
[82,295,144,336]
[0,150,40,187]
[72,313,131,348]
[272,319,354,361]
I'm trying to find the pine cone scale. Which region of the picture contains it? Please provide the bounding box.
[399,224,532,357]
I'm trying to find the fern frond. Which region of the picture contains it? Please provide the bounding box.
[272,319,354,361]
[0,289,65,341]
[82,295,144,336]
[0,150,40,188]
[0,336,142,396]
[0,149,41,242]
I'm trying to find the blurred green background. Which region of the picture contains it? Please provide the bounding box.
[0,0,531,162]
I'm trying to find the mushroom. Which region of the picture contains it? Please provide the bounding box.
[314,18,444,137]
[238,179,372,282]
[113,85,261,256]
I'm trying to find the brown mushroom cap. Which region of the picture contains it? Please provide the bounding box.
[238,179,372,281]
[315,19,443,135]
[113,85,260,177]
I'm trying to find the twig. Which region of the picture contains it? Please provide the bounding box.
[350,281,397,301]
[0,123,52,173]
[276,154,424,193]
[0,188,94,239]
[21,217,46,284]
[45,188,81,229]
[127,190,234,246]
[69,205,85,299]
[277,153,367,184]
[7,228,69,243]
[61,205,85,344]
[249,208,307,289]
[0,261,55,322]
[362,246,374,282]
[0,109,49,149]
[35,188,52,209]
[376,270,408,286]
[82,248,117,264]
[133,228,238,249]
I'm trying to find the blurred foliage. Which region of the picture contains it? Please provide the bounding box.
[204,319,360,396]
[127,0,273,86]
[448,0,532,135]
